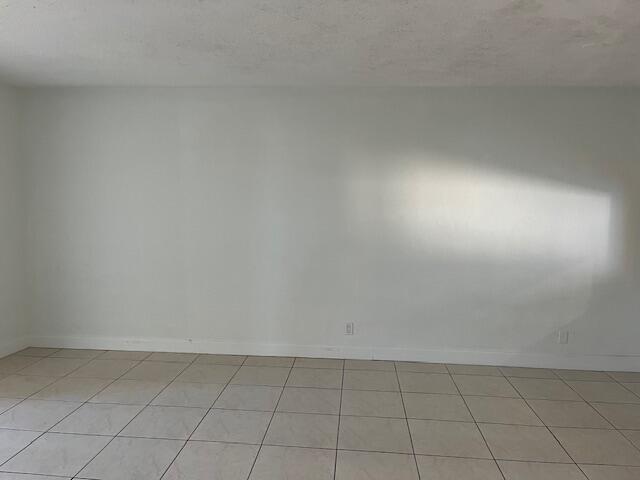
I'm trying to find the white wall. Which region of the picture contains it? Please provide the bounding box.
[0,85,27,355]
[21,88,640,369]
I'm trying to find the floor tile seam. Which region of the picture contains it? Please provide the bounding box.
[556,375,640,455]
[445,363,506,480]
[502,373,591,479]
[12,355,97,379]
[0,354,148,474]
[95,350,152,361]
[614,378,640,402]
[68,353,202,480]
[156,354,250,480]
[394,361,422,480]
[243,363,296,480]
[0,357,129,471]
[332,355,346,480]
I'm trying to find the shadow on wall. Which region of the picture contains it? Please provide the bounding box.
[348,156,624,354]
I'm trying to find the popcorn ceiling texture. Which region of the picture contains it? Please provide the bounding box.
[0,0,639,86]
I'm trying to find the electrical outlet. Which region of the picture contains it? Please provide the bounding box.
[557,330,569,344]
[345,322,354,335]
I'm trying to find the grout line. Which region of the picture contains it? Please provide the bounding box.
[0,355,139,471]
[156,355,249,480]
[602,377,640,457]
[332,357,345,480]
[243,361,296,480]
[3,350,640,478]
[64,355,196,479]
[395,361,421,479]
[502,373,591,479]
[446,364,507,480]
[154,355,249,480]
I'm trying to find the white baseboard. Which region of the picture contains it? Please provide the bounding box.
[0,336,31,358]
[27,334,640,372]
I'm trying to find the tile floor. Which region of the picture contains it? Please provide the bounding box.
[0,349,639,479]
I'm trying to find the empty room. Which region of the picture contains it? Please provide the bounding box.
[1,1,640,479]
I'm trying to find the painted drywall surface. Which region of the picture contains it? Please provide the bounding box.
[0,86,27,354]
[21,88,640,364]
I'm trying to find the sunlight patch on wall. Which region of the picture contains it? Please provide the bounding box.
[385,163,612,269]
[350,161,616,279]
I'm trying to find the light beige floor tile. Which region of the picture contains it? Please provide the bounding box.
[163,441,258,480]
[409,419,492,458]
[339,416,412,453]
[146,352,197,363]
[552,427,640,465]
[0,472,67,479]
[622,430,640,449]
[98,350,152,361]
[395,362,447,374]
[2,433,110,477]
[50,349,105,359]
[417,456,502,480]
[286,368,342,388]
[31,377,111,402]
[0,400,81,431]
[89,379,168,405]
[264,412,338,449]
[448,364,502,376]
[529,400,612,428]
[623,382,640,396]
[608,372,640,383]
[344,360,396,371]
[0,398,21,414]
[174,364,238,384]
[51,403,143,435]
[453,375,519,397]
[119,405,206,440]
[214,385,282,411]
[554,370,614,382]
[580,465,640,480]
[465,396,541,425]
[230,366,290,387]
[341,390,404,418]
[192,409,271,444]
[403,393,472,421]
[343,370,399,391]
[397,372,457,394]
[294,358,343,369]
[336,450,418,480]
[68,359,140,379]
[194,354,246,365]
[244,356,294,367]
[592,402,640,429]
[0,429,41,463]
[498,461,587,479]
[568,381,640,404]
[121,361,187,382]
[499,367,557,379]
[151,382,224,408]
[16,358,88,377]
[509,378,581,400]
[277,387,341,414]
[15,348,59,357]
[479,424,570,462]
[78,437,184,480]
[249,445,335,480]
[0,356,41,375]
[0,375,55,398]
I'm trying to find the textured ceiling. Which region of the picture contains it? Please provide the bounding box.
[1,0,639,86]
